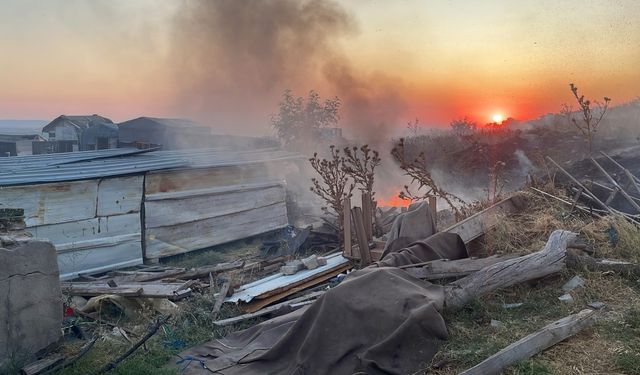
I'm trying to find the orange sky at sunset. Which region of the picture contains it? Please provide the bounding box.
[1,0,639,135]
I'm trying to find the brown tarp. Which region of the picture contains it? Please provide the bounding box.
[177,203,468,375]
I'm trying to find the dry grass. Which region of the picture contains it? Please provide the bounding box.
[429,187,640,374]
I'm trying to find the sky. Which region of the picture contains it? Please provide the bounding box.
[1,0,639,136]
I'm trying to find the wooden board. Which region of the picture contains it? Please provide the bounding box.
[97,175,143,216]
[60,281,191,300]
[145,184,286,228]
[145,202,288,259]
[0,180,98,226]
[145,165,273,194]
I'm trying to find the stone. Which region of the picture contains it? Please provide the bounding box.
[562,275,585,293]
[317,257,327,266]
[588,301,606,310]
[502,302,523,309]
[301,255,320,270]
[490,319,503,329]
[0,239,62,366]
[558,293,574,303]
[280,260,304,275]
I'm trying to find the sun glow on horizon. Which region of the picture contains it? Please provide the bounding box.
[492,113,504,123]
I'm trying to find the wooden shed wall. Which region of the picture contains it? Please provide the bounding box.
[0,176,144,279]
[143,166,289,260]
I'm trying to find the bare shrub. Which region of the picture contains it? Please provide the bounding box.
[562,83,611,154]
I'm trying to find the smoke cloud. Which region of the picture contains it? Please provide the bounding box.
[169,0,408,144]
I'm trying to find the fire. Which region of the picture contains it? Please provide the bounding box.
[377,194,411,208]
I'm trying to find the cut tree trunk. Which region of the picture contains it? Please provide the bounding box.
[444,230,578,310]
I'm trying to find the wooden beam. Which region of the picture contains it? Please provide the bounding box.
[460,309,597,375]
[343,196,352,257]
[352,206,372,266]
[428,196,437,227]
[212,280,231,315]
[362,193,373,240]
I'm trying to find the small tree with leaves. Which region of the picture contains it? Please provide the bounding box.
[309,146,354,234]
[271,90,341,151]
[391,138,466,218]
[563,83,611,154]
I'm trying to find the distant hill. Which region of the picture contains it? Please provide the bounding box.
[0,120,47,135]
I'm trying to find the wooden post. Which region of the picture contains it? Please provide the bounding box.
[343,197,352,258]
[428,196,437,227]
[352,206,372,266]
[362,193,373,241]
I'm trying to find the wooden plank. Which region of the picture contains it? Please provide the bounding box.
[145,184,285,228]
[145,165,272,194]
[362,193,373,240]
[0,180,98,226]
[21,353,65,375]
[428,196,437,227]
[27,213,141,248]
[178,260,245,280]
[444,195,524,243]
[145,202,288,259]
[212,280,231,315]
[343,196,352,257]
[214,290,325,326]
[352,206,372,266]
[97,175,143,216]
[460,309,597,375]
[60,281,191,299]
[57,239,143,281]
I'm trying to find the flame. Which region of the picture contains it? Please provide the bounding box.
[377,194,411,208]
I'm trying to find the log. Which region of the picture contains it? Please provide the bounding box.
[403,255,518,280]
[444,230,578,310]
[459,309,597,375]
[428,196,437,227]
[213,290,326,326]
[362,193,373,241]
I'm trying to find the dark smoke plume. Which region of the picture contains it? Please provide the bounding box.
[170,0,407,143]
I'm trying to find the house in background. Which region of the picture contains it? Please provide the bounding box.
[0,134,46,156]
[36,115,119,154]
[118,117,213,150]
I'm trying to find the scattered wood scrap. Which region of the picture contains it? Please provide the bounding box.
[214,290,326,326]
[21,354,65,375]
[61,281,192,301]
[567,251,640,278]
[459,309,597,375]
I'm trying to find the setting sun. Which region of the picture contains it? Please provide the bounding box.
[492,114,504,123]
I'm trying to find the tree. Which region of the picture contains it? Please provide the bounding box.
[450,117,477,136]
[563,83,611,154]
[271,90,341,150]
[309,146,354,234]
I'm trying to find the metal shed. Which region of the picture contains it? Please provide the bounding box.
[0,148,301,279]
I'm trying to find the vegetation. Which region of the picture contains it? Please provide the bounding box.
[271,90,341,151]
[341,144,381,202]
[562,83,611,154]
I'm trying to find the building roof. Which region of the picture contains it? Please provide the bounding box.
[118,117,210,131]
[42,114,115,133]
[0,147,302,186]
[0,120,47,136]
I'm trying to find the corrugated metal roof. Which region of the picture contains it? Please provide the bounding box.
[0,147,302,186]
[226,253,351,304]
